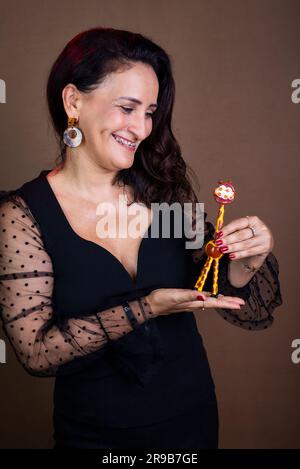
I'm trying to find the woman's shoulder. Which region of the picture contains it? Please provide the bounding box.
[17,169,49,197]
[0,189,26,210]
[0,171,55,257]
[0,189,36,228]
[1,169,47,196]
[0,169,49,219]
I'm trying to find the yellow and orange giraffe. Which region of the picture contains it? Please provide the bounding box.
[194,180,236,297]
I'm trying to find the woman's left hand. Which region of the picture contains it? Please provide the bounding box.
[215,215,274,263]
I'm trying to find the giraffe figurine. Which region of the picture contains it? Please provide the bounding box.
[194,180,236,297]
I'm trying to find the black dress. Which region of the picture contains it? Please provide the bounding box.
[0,169,283,449]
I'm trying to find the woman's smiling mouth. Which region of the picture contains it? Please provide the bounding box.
[112,133,137,151]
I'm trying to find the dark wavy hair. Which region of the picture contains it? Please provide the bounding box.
[46,26,200,207]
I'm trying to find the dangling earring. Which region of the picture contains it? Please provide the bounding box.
[63,117,83,148]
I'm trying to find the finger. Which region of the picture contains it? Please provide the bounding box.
[178,295,245,310]
[204,298,243,309]
[217,229,262,247]
[199,293,244,304]
[172,289,208,304]
[217,294,245,304]
[174,290,212,309]
[206,295,246,309]
[228,245,267,260]
[173,290,245,310]
[215,294,245,304]
[194,292,245,305]
[216,217,250,239]
[225,236,262,253]
[203,295,245,308]
[180,299,242,310]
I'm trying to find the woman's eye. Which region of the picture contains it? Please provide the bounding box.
[121,106,133,113]
[120,106,154,118]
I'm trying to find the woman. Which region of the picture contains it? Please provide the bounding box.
[0,27,282,449]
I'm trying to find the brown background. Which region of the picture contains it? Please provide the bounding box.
[0,0,299,449]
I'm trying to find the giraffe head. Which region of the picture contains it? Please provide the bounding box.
[213,180,236,204]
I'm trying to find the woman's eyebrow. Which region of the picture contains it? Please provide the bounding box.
[115,96,158,109]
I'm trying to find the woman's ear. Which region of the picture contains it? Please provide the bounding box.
[61,83,82,117]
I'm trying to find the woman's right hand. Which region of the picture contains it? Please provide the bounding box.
[145,288,245,317]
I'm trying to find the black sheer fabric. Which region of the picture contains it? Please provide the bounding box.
[0,191,156,378]
[0,188,283,383]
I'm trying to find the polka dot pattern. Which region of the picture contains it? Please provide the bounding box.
[0,193,155,377]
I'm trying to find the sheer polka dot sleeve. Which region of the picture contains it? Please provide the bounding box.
[0,192,155,377]
[187,203,283,331]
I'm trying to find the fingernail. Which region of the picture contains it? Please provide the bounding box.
[219,246,228,252]
[197,295,205,301]
[216,231,223,239]
[216,239,223,246]
[229,253,236,259]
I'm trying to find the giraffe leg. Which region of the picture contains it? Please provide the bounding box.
[194,256,213,291]
[211,258,220,297]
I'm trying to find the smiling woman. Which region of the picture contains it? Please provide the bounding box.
[0,26,282,450]
[46,28,196,208]
[56,61,160,174]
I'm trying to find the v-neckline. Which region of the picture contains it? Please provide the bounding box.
[40,169,153,286]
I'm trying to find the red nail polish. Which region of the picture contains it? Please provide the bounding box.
[216,239,223,246]
[197,295,205,301]
[216,231,223,239]
[229,253,236,259]
[219,246,228,252]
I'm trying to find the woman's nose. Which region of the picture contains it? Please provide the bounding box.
[127,114,150,141]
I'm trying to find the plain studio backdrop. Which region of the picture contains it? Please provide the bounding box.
[0,0,299,449]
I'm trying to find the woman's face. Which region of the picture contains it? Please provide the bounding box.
[63,62,159,171]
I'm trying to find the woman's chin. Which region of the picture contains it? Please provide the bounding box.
[113,154,135,169]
